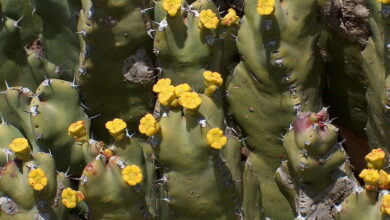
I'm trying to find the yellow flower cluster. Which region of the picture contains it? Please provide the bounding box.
[203,71,223,96]
[61,187,85,208]
[9,138,30,160]
[257,0,275,15]
[206,128,227,149]
[153,78,201,110]
[198,9,219,29]
[153,78,191,108]
[122,165,143,186]
[359,148,390,191]
[105,118,127,141]
[28,168,48,191]
[221,8,240,26]
[68,120,88,142]
[139,114,160,136]
[163,0,182,16]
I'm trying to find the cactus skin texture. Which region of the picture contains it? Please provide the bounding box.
[145,93,242,220]
[153,0,224,91]
[0,79,90,174]
[362,0,390,151]
[275,110,356,219]
[226,0,323,218]
[0,152,71,220]
[0,0,79,91]
[77,0,156,140]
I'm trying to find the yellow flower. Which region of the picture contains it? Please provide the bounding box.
[122,165,143,186]
[359,169,380,190]
[68,121,88,142]
[28,168,48,191]
[153,78,172,93]
[221,8,240,26]
[379,170,390,190]
[139,114,160,136]
[381,194,390,215]
[174,83,192,97]
[203,71,223,87]
[163,0,182,16]
[204,85,218,96]
[61,188,85,209]
[199,9,219,29]
[9,138,30,160]
[158,85,177,106]
[179,92,202,110]
[105,118,127,141]
[207,128,227,149]
[257,0,275,15]
[365,148,387,170]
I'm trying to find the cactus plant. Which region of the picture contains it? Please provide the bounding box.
[362,0,390,151]
[275,110,356,219]
[226,0,324,218]
[3,0,390,219]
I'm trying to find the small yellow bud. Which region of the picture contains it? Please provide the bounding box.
[365,148,387,170]
[122,165,143,186]
[257,0,275,15]
[9,138,30,160]
[163,0,182,16]
[105,118,127,141]
[359,169,380,190]
[102,148,114,158]
[153,78,172,93]
[204,85,218,96]
[221,8,240,26]
[68,121,88,142]
[179,92,202,110]
[28,168,48,191]
[203,71,223,87]
[139,114,160,137]
[207,128,227,149]
[198,9,219,29]
[61,188,85,209]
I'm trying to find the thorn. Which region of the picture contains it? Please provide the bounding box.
[4,80,10,90]
[161,198,171,203]
[89,114,101,120]
[71,77,79,88]
[0,113,6,124]
[147,29,156,39]
[75,30,87,36]
[230,34,238,40]
[239,136,249,142]
[140,7,154,14]
[80,102,90,110]
[14,16,24,28]
[47,149,53,156]
[125,129,136,138]
[64,166,71,177]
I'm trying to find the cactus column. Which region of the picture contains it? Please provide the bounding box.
[227,0,324,218]
[362,0,390,151]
